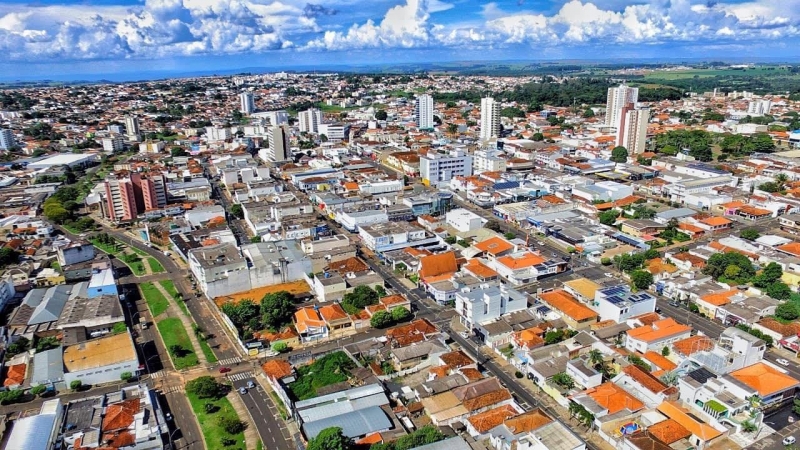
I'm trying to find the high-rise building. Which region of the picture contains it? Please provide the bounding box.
[267,125,290,162]
[240,92,255,114]
[0,129,16,150]
[102,136,125,153]
[140,172,167,212]
[747,99,772,116]
[103,172,168,221]
[605,85,639,128]
[124,116,140,141]
[420,149,473,187]
[299,108,322,133]
[479,97,500,141]
[616,106,650,155]
[415,94,434,130]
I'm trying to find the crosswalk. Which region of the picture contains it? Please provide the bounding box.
[227,371,256,382]
[149,370,167,379]
[218,357,242,366]
[161,384,184,395]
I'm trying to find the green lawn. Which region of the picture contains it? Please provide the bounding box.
[147,258,165,273]
[130,246,149,256]
[642,67,799,80]
[140,282,169,317]
[157,318,199,369]
[128,258,146,276]
[198,338,218,363]
[186,390,246,450]
[160,280,180,298]
[90,239,123,256]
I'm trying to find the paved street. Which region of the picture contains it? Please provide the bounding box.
[231,377,294,450]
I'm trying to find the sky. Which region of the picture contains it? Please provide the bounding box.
[1,0,800,80]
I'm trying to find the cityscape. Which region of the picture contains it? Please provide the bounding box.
[1,3,800,450]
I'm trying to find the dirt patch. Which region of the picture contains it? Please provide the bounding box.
[214,280,311,307]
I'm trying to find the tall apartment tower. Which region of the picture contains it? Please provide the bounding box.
[616,106,650,155]
[479,97,500,141]
[240,92,255,114]
[415,94,434,130]
[103,172,168,221]
[747,99,772,116]
[0,129,16,150]
[267,125,290,162]
[605,85,639,128]
[298,108,322,134]
[124,116,140,141]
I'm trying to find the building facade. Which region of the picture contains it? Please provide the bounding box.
[299,108,322,134]
[415,94,434,130]
[240,92,255,114]
[605,85,639,128]
[480,97,500,141]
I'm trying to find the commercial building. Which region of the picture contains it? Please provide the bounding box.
[480,97,500,141]
[318,123,347,141]
[615,106,649,155]
[296,383,391,440]
[4,399,63,450]
[0,128,17,149]
[299,108,323,133]
[625,317,692,353]
[188,243,249,298]
[102,172,167,222]
[592,285,656,323]
[251,109,289,126]
[473,149,507,174]
[240,91,255,114]
[359,222,440,253]
[445,208,486,232]
[455,284,528,331]
[27,153,99,170]
[205,126,232,142]
[63,332,139,386]
[415,94,434,130]
[124,116,140,141]
[420,149,473,187]
[605,84,639,128]
[267,125,290,162]
[57,240,95,267]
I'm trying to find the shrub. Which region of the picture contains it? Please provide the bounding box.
[70,380,82,391]
[272,341,289,353]
[515,371,524,379]
[217,416,245,434]
[30,385,47,397]
[120,372,133,382]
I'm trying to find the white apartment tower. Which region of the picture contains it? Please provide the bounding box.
[299,108,322,134]
[415,94,434,130]
[0,129,16,150]
[616,106,650,155]
[420,149,473,187]
[479,97,500,141]
[605,85,639,128]
[124,116,140,141]
[240,92,255,114]
[267,125,290,162]
[747,99,772,116]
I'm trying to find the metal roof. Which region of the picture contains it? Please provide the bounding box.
[295,383,385,410]
[31,347,64,385]
[302,405,391,439]
[5,413,59,450]
[411,437,472,450]
[297,392,389,423]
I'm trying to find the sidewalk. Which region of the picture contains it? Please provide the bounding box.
[153,281,209,365]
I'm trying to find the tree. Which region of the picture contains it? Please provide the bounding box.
[486,220,502,232]
[532,132,544,141]
[753,262,783,288]
[35,336,60,353]
[504,232,517,240]
[776,302,800,321]
[229,204,244,219]
[544,329,566,345]
[272,341,289,353]
[391,306,411,323]
[630,270,654,290]
[169,344,188,358]
[703,252,755,282]
[741,420,757,433]
[70,380,82,391]
[447,123,458,134]
[583,108,595,118]
[6,337,29,356]
[627,354,651,371]
[610,146,629,163]
[766,282,792,300]
[740,228,760,241]
[30,385,47,397]
[551,372,575,390]
[171,147,188,157]
[370,310,394,329]
[217,415,245,434]
[186,376,221,399]
[598,210,618,226]
[661,346,670,357]
[260,291,295,331]
[660,371,679,386]
[307,427,353,450]
[342,285,379,310]
[588,349,604,369]
[120,372,133,382]
[375,110,388,121]
[0,247,19,268]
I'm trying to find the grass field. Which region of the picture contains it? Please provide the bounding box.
[140,282,169,317]
[90,239,123,256]
[158,280,190,316]
[128,257,146,276]
[643,67,799,80]
[198,338,218,363]
[130,246,149,256]
[157,318,199,369]
[186,390,245,450]
[147,258,165,273]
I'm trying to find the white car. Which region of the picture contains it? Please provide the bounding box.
[604,273,614,278]
[777,358,791,367]
[783,436,795,446]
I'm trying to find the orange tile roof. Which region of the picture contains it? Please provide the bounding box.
[463,389,512,411]
[614,196,644,208]
[294,307,325,333]
[539,289,598,322]
[355,433,384,445]
[461,367,483,381]
[3,364,26,387]
[623,364,675,395]
[778,242,800,257]
[729,362,800,397]
[721,200,746,209]
[463,259,499,279]
[643,351,677,371]
[678,222,705,234]
[102,398,140,431]
[648,418,691,444]
[467,404,519,433]
[738,205,771,216]
[318,303,349,322]
[380,294,409,307]
[419,251,458,280]
[262,359,293,380]
[440,350,474,369]
[699,289,737,307]
[627,318,691,343]
[699,216,732,227]
[429,365,450,379]
[496,252,546,270]
[672,335,714,356]
[657,401,722,441]
[386,318,437,346]
[503,409,553,434]
[584,382,645,414]
[514,328,545,349]
[474,236,514,255]
[328,256,369,275]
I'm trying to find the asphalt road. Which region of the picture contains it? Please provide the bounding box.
[231,377,294,450]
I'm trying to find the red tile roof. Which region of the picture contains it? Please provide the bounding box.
[102,398,140,431]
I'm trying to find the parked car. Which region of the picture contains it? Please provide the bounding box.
[777,358,791,367]
[247,381,255,389]
[783,436,795,446]
[219,367,231,374]
[238,387,247,395]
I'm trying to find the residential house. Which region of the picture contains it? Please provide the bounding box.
[571,382,645,420]
[592,285,656,323]
[655,401,725,450]
[294,307,328,343]
[612,365,678,408]
[625,318,692,354]
[537,290,597,330]
[318,304,352,335]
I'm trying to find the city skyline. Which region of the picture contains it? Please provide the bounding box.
[1,0,800,80]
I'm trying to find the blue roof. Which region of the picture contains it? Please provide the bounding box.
[493,181,520,190]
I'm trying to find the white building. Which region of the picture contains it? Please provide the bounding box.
[445,208,486,232]
[101,136,124,153]
[63,332,139,386]
[0,128,16,150]
[299,108,323,134]
[480,97,500,141]
[473,149,507,174]
[615,106,649,155]
[625,318,692,353]
[420,149,473,187]
[240,92,255,114]
[358,180,404,195]
[319,123,346,142]
[57,241,95,267]
[359,222,439,253]
[338,209,389,232]
[251,110,289,126]
[205,126,232,142]
[188,243,250,298]
[605,85,639,128]
[124,116,140,141]
[455,284,527,330]
[267,125,290,162]
[747,99,772,116]
[0,277,15,312]
[139,140,165,154]
[591,285,656,323]
[415,94,434,130]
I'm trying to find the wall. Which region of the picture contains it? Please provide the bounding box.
[64,358,139,386]
[58,245,95,266]
[88,284,118,299]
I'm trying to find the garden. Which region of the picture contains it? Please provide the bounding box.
[288,351,355,400]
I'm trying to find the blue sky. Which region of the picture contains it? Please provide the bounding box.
[1,0,799,80]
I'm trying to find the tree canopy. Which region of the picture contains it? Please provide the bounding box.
[630,270,654,290]
[307,427,353,450]
[654,129,713,161]
[740,228,760,241]
[342,285,379,310]
[702,252,755,284]
[610,146,629,163]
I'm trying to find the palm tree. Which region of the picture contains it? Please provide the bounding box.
[776,173,789,191]
[568,401,581,421]
[741,420,757,433]
[660,371,679,386]
[588,349,604,369]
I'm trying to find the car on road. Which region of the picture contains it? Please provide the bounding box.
[783,436,796,446]
[777,358,791,367]
[537,242,545,246]
[669,300,680,307]
[604,273,614,278]
[219,367,231,374]
[165,412,172,421]
[238,387,247,394]
[247,381,255,389]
